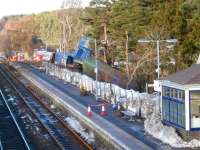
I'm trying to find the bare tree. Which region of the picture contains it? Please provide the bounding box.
[59,0,84,52]
[62,0,82,9]
[0,31,10,55]
[125,31,129,78]
[126,45,155,89]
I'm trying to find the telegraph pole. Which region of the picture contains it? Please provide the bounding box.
[156,40,160,80]
[95,39,98,101]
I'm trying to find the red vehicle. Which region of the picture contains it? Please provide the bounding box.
[33,54,43,62]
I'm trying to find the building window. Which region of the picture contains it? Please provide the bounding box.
[162,86,185,128]
[178,104,185,127]
[190,91,200,128]
[173,89,178,99]
[162,86,185,101]
[169,101,174,122]
[178,90,182,100]
[162,98,185,128]
[178,90,185,101]
[163,86,170,97]
[170,88,173,97]
[162,100,170,121]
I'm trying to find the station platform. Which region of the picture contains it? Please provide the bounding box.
[14,63,171,150]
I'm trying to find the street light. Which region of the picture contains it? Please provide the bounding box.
[94,39,110,101]
[94,39,99,101]
[165,39,178,43]
[138,39,151,43]
[138,38,177,80]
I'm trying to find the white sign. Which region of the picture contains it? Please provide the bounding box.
[94,68,98,73]
[154,80,162,92]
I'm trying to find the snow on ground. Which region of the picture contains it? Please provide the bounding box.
[65,117,95,144]
[7,96,16,102]
[5,88,10,92]
[44,63,200,148]
[145,108,200,148]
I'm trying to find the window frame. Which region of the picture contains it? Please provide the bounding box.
[162,86,185,101]
[162,86,185,128]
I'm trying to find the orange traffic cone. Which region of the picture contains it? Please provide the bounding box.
[100,104,107,116]
[87,105,93,117]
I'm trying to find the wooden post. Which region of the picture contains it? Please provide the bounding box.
[146,82,149,93]
[125,31,130,78]
[103,24,108,64]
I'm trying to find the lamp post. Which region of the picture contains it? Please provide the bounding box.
[138,39,177,80]
[94,39,98,101]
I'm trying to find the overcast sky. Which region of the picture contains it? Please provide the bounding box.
[0,0,91,18]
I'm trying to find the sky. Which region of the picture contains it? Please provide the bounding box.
[0,0,91,18]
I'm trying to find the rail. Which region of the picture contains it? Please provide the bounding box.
[0,64,94,150]
[0,90,31,150]
[0,67,65,150]
[27,86,94,150]
[0,139,3,150]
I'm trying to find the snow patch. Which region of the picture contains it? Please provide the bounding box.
[5,88,10,92]
[8,96,16,102]
[65,117,95,144]
[145,109,200,148]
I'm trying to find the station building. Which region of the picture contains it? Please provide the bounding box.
[161,64,200,139]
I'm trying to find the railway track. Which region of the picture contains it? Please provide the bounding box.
[0,90,30,150]
[0,63,93,150]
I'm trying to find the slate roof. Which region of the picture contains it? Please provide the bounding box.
[163,64,200,85]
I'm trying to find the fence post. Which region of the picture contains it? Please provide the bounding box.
[91,81,93,94]
[104,82,106,101]
[53,64,55,77]
[100,83,102,99]
[90,80,93,94]
[131,91,133,101]
[125,89,128,99]
[110,83,113,98]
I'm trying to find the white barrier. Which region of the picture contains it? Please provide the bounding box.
[43,62,158,119]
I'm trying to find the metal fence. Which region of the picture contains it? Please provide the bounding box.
[43,62,157,118]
